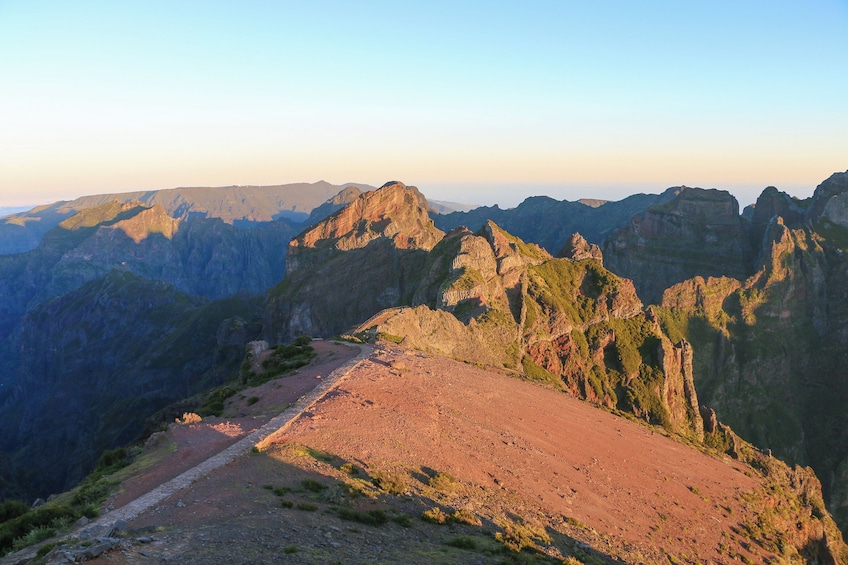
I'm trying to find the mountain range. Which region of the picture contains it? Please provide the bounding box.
[2,171,848,562]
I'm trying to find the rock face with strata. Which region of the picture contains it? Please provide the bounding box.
[557,232,603,262]
[653,170,848,533]
[266,182,446,341]
[603,187,755,305]
[286,181,443,274]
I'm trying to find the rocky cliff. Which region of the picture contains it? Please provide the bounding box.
[352,220,707,440]
[653,170,848,533]
[0,201,298,344]
[265,181,710,440]
[603,187,756,304]
[265,181,446,341]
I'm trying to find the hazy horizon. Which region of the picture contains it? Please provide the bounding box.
[2,2,846,209]
[0,176,831,215]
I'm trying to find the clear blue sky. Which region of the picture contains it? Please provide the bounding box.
[1,1,846,208]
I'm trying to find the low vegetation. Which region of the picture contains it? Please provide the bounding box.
[0,447,133,556]
[243,336,316,386]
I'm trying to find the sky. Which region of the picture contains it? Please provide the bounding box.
[1,1,847,209]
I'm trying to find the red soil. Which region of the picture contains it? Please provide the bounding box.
[109,340,361,508]
[89,343,772,564]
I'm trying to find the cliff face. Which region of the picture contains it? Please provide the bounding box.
[265,182,446,341]
[603,187,756,304]
[0,181,375,255]
[654,170,848,533]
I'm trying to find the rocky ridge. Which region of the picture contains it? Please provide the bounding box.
[603,186,756,304]
[0,181,375,255]
[652,170,848,532]
[433,191,668,254]
[270,179,766,443]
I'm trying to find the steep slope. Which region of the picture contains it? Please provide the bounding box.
[0,271,261,500]
[433,191,666,253]
[265,181,445,341]
[0,181,375,254]
[19,345,846,564]
[603,186,756,304]
[356,222,707,441]
[654,170,848,533]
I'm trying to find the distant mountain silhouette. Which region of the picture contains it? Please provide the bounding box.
[0,182,376,255]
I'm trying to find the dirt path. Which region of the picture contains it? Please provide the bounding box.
[80,342,371,535]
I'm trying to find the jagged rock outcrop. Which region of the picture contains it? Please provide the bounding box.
[285,181,443,274]
[557,233,603,262]
[603,186,756,304]
[265,182,446,341]
[653,169,848,534]
[351,216,705,440]
[745,185,808,228]
[658,338,704,441]
[809,170,848,221]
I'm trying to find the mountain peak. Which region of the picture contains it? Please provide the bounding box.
[286,181,444,274]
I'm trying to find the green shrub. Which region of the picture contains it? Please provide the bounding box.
[11,525,55,552]
[392,514,413,528]
[0,505,76,554]
[495,520,552,553]
[246,396,260,406]
[95,447,129,473]
[428,472,459,495]
[422,507,450,524]
[452,508,482,526]
[36,541,59,558]
[337,508,388,526]
[521,357,561,388]
[248,342,316,386]
[293,335,312,347]
[0,501,28,525]
[295,502,318,512]
[376,332,404,344]
[447,536,477,550]
[198,387,237,417]
[301,479,327,493]
[339,463,359,476]
[371,470,407,495]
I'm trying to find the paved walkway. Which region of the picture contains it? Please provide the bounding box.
[89,343,372,528]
